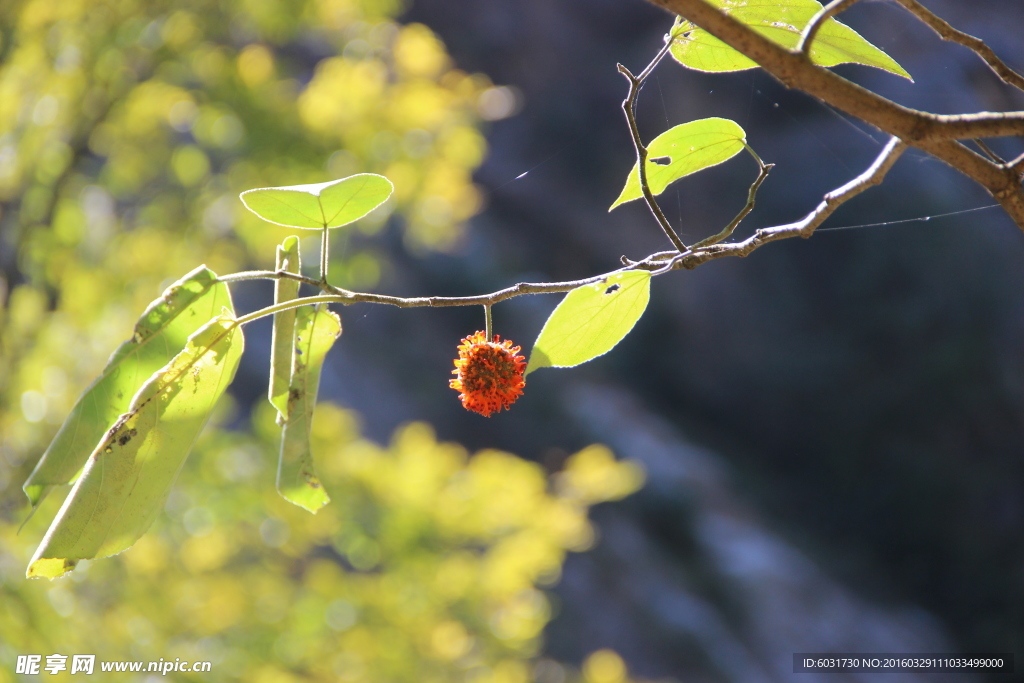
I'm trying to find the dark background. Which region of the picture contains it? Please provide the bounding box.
[245,0,1024,680]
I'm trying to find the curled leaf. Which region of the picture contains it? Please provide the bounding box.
[27,314,245,579]
[22,265,232,510]
[278,304,341,513]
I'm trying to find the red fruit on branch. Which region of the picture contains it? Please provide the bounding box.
[450,331,526,416]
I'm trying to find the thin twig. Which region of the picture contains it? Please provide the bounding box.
[624,250,679,265]
[692,145,773,249]
[618,45,689,253]
[235,295,347,326]
[222,140,905,314]
[797,0,860,55]
[320,226,329,284]
[1009,151,1024,179]
[650,250,692,275]
[973,138,1005,164]
[637,27,679,82]
[220,269,345,293]
[223,267,642,310]
[645,0,1024,230]
[224,3,1015,323]
[680,136,907,268]
[891,0,1024,93]
[484,304,493,340]
[649,0,1024,142]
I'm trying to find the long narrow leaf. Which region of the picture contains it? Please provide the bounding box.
[22,266,232,508]
[27,313,245,579]
[278,304,341,513]
[269,236,301,419]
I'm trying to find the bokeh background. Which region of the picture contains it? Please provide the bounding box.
[1,0,1023,681]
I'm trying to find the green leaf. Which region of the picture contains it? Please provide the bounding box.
[22,265,232,509]
[527,270,651,375]
[278,304,340,513]
[27,313,245,579]
[240,173,394,230]
[269,236,301,419]
[610,118,746,210]
[669,0,911,80]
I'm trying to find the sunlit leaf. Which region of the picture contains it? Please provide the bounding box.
[22,266,232,509]
[669,0,911,80]
[610,118,745,210]
[27,313,245,579]
[278,304,341,513]
[239,173,394,229]
[527,270,651,375]
[269,236,301,419]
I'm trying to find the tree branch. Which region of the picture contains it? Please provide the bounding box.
[222,267,648,309]
[796,0,860,55]
[1010,151,1024,179]
[679,136,908,267]
[891,0,1024,93]
[223,4,1023,316]
[692,145,773,248]
[618,44,689,252]
[224,140,905,313]
[973,138,1005,164]
[643,0,1024,230]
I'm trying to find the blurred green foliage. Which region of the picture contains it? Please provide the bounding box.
[0,0,649,679]
[2,402,644,681]
[1,0,495,473]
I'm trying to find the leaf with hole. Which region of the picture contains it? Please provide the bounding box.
[27,313,245,579]
[22,265,233,510]
[610,118,746,210]
[277,304,341,513]
[269,236,301,420]
[240,173,393,229]
[668,0,911,80]
[527,270,651,375]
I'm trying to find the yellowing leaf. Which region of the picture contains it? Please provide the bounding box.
[27,313,244,579]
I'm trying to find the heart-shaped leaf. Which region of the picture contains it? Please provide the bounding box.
[240,173,393,230]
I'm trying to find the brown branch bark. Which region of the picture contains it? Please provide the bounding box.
[645,0,1024,230]
[225,139,908,311]
[678,136,907,268]
[891,0,1024,93]
[618,60,689,252]
[1011,152,1024,178]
